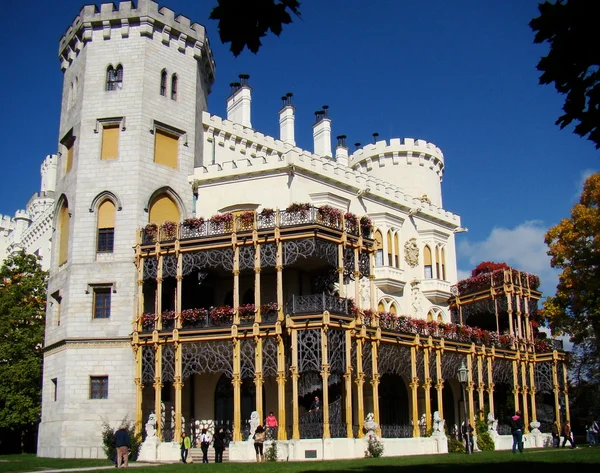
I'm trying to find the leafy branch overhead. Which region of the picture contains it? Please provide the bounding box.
[210,0,301,56]
[530,0,600,149]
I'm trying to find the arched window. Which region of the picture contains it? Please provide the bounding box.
[394,233,400,268]
[386,230,393,266]
[440,247,446,281]
[106,64,123,91]
[148,195,180,224]
[160,69,167,96]
[424,245,433,279]
[374,230,383,266]
[435,246,440,279]
[428,307,446,323]
[171,74,178,101]
[377,301,385,312]
[389,303,397,315]
[97,200,115,252]
[58,201,70,265]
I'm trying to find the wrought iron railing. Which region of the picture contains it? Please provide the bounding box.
[380,424,413,438]
[286,293,350,316]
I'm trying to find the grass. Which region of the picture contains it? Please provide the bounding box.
[1,448,599,473]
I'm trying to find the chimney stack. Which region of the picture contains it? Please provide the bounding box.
[313,105,332,157]
[226,74,252,128]
[279,92,295,145]
[335,135,348,166]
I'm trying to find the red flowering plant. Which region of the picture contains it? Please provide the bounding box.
[344,212,358,226]
[286,202,311,217]
[142,312,156,330]
[361,309,375,325]
[209,305,234,325]
[144,223,158,241]
[181,308,208,325]
[237,211,255,230]
[360,216,372,237]
[237,303,256,321]
[534,339,551,353]
[182,217,205,229]
[260,208,275,218]
[161,221,178,240]
[210,213,233,225]
[317,205,343,227]
[260,302,279,314]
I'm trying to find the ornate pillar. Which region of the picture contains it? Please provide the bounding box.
[254,336,264,423]
[410,344,420,437]
[520,357,530,433]
[466,351,476,429]
[133,336,143,435]
[435,347,444,417]
[486,351,495,417]
[291,328,300,439]
[154,343,163,440]
[135,248,144,332]
[552,356,561,428]
[321,326,331,439]
[175,242,182,329]
[512,355,521,413]
[355,335,365,435]
[528,360,537,421]
[276,333,287,440]
[477,350,485,420]
[255,242,262,323]
[276,234,284,321]
[506,289,514,341]
[371,339,381,437]
[232,338,242,441]
[423,346,432,432]
[344,330,353,438]
[174,338,183,442]
[562,361,571,422]
[233,236,240,325]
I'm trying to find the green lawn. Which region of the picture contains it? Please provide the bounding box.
[2,448,599,473]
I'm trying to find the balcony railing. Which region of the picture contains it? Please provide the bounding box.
[285,293,350,316]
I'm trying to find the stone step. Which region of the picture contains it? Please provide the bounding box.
[189,447,230,463]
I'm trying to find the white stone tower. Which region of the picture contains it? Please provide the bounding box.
[38,0,214,458]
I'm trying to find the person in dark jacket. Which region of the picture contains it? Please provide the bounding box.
[213,428,225,463]
[114,425,130,468]
[510,411,524,454]
[551,421,560,448]
[461,421,474,454]
[561,421,576,448]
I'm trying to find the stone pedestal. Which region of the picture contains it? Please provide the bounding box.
[137,436,160,462]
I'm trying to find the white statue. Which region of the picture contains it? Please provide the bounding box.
[432,411,445,435]
[363,412,378,437]
[249,411,260,441]
[487,412,498,432]
[145,413,157,438]
[530,420,541,435]
[411,281,422,318]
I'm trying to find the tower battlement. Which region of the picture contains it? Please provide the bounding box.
[58,0,215,82]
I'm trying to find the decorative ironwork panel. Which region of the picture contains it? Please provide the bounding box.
[162,255,178,278]
[359,251,370,278]
[558,362,565,390]
[283,239,315,266]
[343,248,354,283]
[207,220,233,236]
[260,243,277,268]
[535,361,553,394]
[181,249,234,275]
[441,351,464,381]
[180,221,208,240]
[377,343,410,378]
[350,338,357,374]
[492,358,514,386]
[328,329,346,374]
[299,408,323,439]
[315,240,338,267]
[143,257,158,280]
[299,372,323,397]
[298,329,321,373]
[142,346,155,385]
[381,424,413,438]
[280,208,315,227]
[262,337,278,378]
[240,339,255,379]
[257,213,276,229]
[181,341,233,380]
[416,349,424,381]
[362,340,373,378]
[286,293,349,316]
[329,397,345,438]
[162,345,175,383]
[429,351,438,383]
[239,246,255,271]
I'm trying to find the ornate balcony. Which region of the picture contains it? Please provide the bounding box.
[373,266,406,294]
[285,293,350,317]
[419,278,452,304]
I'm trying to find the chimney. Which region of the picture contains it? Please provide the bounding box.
[226,74,252,127]
[279,92,295,145]
[313,105,332,157]
[335,135,348,166]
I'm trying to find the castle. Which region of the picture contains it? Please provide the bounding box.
[0,0,563,461]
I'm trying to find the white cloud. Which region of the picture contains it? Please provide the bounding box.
[573,168,598,200]
[457,220,559,297]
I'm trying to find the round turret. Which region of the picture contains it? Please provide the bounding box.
[349,138,444,207]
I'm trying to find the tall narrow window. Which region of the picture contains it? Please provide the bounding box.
[52,378,58,401]
[374,230,383,266]
[171,74,178,101]
[106,65,123,91]
[441,247,446,281]
[97,200,115,252]
[58,203,70,265]
[64,137,75,174]
[51,291,62,326]
[387,230,393,266]
[424,245,433,279]
[149,195,180,224]
[154,129,179,168]
[93,287,111,319]
[101,125,119,160]
[394,233,400,268]
[160,69,167,96]
[435,246,440,279]
[90,376,109,399]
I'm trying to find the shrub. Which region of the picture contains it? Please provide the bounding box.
[265,441,278,461]
[101,417,142,462]
[447,436,465,453]
[475,416,495,451]
[365,434,384,458]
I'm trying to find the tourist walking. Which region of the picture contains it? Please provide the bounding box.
[510,411,524,454]
[253,425,266,462]
[587,419,598,447]
[561,420,576,448]
[213,427,225,463]
[199,428,211,463]
[265,411,278,440]
[180,432,191,463]
[551,421,560,448]
[461,421,474,454]
[114,424,130,468]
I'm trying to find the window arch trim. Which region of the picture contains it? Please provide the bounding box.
[145,186,187,221]
[89,191,123,213]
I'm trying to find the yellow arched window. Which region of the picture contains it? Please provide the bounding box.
[424,245,433,279]
[387,230,393,266]
[58,203,70,265]
[374,230,383,266]
[435,246,440,279]
[441,247,446,281]
[394,233,400,268]
[377,301,385,312]
[149,195,180,224]
[427,310,433,322]
[390,303,397,315]
[97,200,115,252]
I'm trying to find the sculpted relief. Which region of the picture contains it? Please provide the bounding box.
[404,238,419,268]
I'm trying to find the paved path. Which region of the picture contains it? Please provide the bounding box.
[23,463,160,473]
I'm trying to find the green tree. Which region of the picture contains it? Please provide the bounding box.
[210,0,301,56]
[530,1,600,149]
[544,172,600,354]
[0,252,47,452]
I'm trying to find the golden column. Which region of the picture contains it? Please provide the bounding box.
[254,335,264,422]
[435,346,444,418]
[520,356,530,433]
[173,338,183,442]
[506,288,514,341]
[552,355,561,429]
[154,341,163,440]
[466,351,476,429]
[562,361,571,422]
[371,337,381,437]
[232,243,240,325]
[476,349,485,420]
[423,344,432,432]
[410,342,420,437]
[275,218,284,322]
[355,331,365,435]
[276,332,287,440]
[290,327,300,439]
[135,247,144,332]
[232,336,242,441]
[344,330,353,439]
[528,359,537,422]
[321,324,331,439]
[512,354,521,413]
[486,349,495,417]
[175,242,182,330]
[133,334,143,436]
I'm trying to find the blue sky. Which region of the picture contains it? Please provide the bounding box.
[1,0,597,298]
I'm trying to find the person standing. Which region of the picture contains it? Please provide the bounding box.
[265,411,278,440]
[309,396,321,412]
[510,411,524,454]
[561,421,576,448]
[461,421,474,454]
[551,421,560,448]
[199,428,211,464]
[114,425,130,468]
[213,427,225,463]
[253,425,266,462]
[180,432,191,464]
[587,419,598,447]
